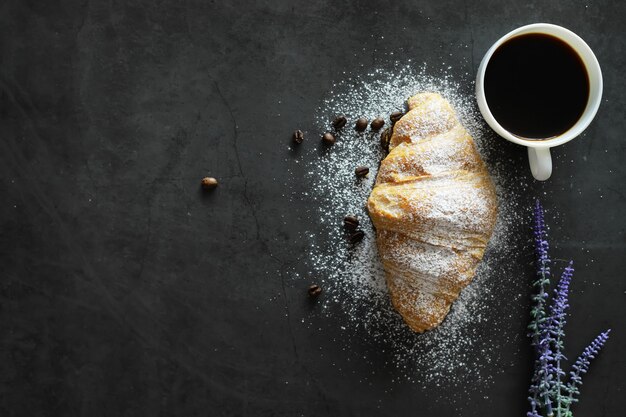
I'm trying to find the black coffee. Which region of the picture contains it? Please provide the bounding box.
[484,33,589,139]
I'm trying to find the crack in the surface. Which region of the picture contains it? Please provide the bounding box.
[183,2,197,47]
[213,81,261,240]
[463,0,475,73]
[75,0,90,44]
[264,246,332,405]
[278,272,298,358]
[136,201,153,280]
[136,115,201,280]
[607,186,625,199]
[5,273,103,313]
[1,77,296,407]
[178,111,203,215]
[464,0,475,72]
[73,0,101,197]
[270,251,331,409]
[278,273,330,407]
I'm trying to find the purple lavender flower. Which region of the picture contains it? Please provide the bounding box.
[565,330,611,407]
[526,201,611,417]
[548,262,573,338]
[528,200,551,349]
[528,200,554,416]
[548,262,573,417]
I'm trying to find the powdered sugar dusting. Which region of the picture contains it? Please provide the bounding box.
[425,175,494,233]
[293,63,529,396]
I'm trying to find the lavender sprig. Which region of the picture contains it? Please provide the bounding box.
[565,330,611,410]
[526,201,611,417]
[528,200,551,350]
[548,262,573,417]
[528,200,553,416]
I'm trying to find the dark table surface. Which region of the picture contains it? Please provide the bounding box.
[1,1,624,416]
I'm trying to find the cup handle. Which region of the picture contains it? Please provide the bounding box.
[528,147,552,181]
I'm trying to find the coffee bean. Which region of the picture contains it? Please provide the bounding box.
[355,166,369,178]
[332,115,347,130]
[343,215,359,230]
[370,117,385,131]
[390,111,404,123]
[308,284,322,297]
[355,117,369,132]
[348,230,365,244]
[292,129,304,144]
[201,177,218,189]
[380,128,391,152]
[322,132,336,146]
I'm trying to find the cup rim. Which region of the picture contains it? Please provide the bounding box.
[476,23,603,148]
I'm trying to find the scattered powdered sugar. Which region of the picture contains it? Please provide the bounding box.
[292,63,530,396]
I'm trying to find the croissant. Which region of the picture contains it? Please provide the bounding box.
[367,92,498,333]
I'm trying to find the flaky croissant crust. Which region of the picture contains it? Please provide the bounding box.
[367,93,498,333]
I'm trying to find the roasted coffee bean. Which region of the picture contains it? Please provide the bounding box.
[332,115,347,130]
[355,117,369,132]
[380,128,391,151]
[201,177,218,189]
[355,166,369,178]
[370,117,385,131]
[292,129,304,144]
[343,215,359,230]
[322,132,336,145]
[308,284,322,297]
[390,111,404,123]
[348,230,365,244]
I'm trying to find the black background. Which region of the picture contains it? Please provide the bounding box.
[0,1,624,416]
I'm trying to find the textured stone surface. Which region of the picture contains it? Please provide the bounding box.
[0,1,623,415]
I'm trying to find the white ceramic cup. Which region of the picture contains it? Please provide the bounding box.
[476,23,603,181]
